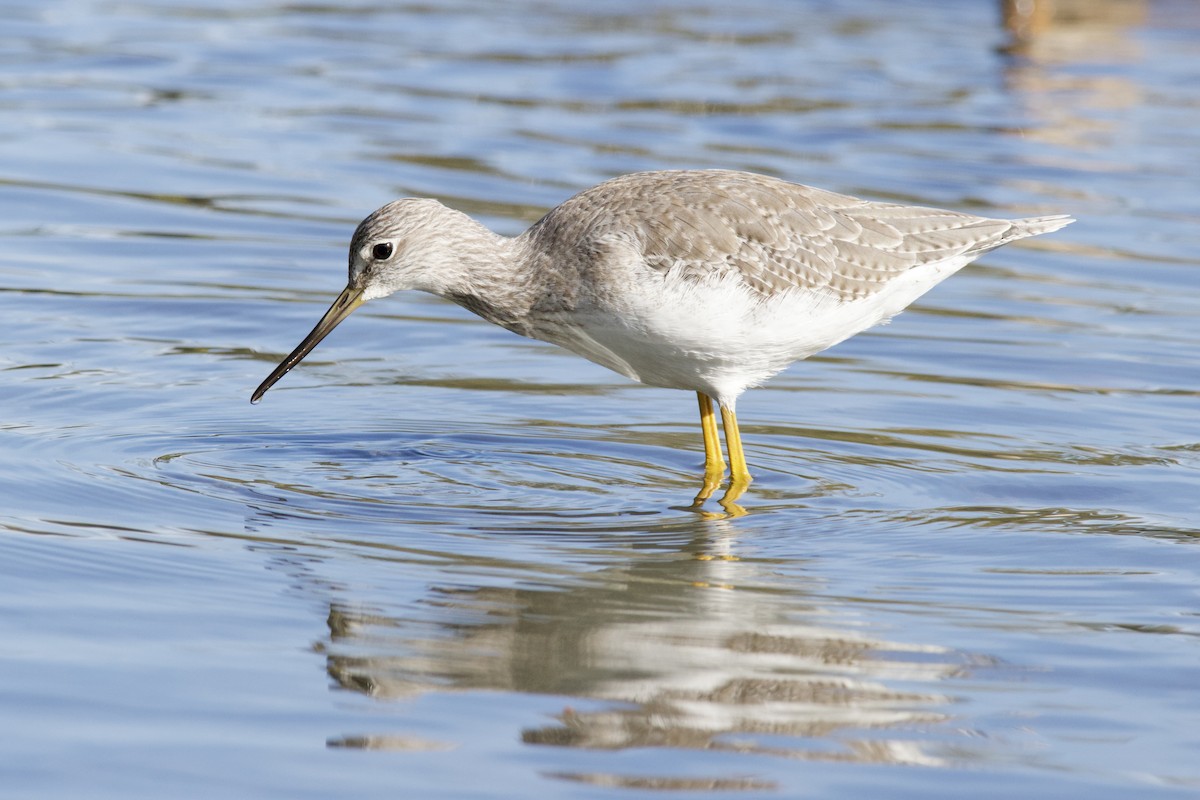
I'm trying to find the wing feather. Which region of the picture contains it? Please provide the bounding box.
[529,170,1059,302]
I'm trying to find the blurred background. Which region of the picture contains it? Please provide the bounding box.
[2,1,1198,798]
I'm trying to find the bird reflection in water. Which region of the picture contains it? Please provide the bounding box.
[320,534,986,776]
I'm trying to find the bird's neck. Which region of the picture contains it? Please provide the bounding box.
[428,222,539,333]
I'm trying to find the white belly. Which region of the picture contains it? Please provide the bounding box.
[529,254,973,407]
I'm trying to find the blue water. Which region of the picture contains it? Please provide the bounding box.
[2,1,1199,797]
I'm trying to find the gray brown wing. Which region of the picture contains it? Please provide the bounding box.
[578,171,1021,300]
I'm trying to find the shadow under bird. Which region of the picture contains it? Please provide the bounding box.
[251,169,1072,509]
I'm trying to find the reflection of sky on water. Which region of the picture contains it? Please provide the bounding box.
[2,0,1199,797]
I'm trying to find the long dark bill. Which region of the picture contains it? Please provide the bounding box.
[250,285,365,404]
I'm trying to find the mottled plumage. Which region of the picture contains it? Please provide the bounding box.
[253,169,1073,508]
[524,170,1066,301]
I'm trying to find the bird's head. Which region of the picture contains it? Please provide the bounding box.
[251,198,474,403]
[348,198,470,299]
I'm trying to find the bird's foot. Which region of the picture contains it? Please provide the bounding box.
[691,465,727,507]
[717,471,751,516]
[689,470,750,517]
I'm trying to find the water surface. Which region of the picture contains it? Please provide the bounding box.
[2,1,1198,797]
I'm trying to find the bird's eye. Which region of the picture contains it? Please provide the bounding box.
[371,242,394,260]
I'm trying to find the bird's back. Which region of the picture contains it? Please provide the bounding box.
[524,169,1071,302]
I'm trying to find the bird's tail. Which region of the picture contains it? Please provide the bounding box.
[1011,214,1075,237]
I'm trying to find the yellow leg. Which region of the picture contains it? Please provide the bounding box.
[693,392,726,504]
[719,404,752,508]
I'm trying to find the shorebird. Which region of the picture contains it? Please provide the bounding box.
[251,170,1072,509]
